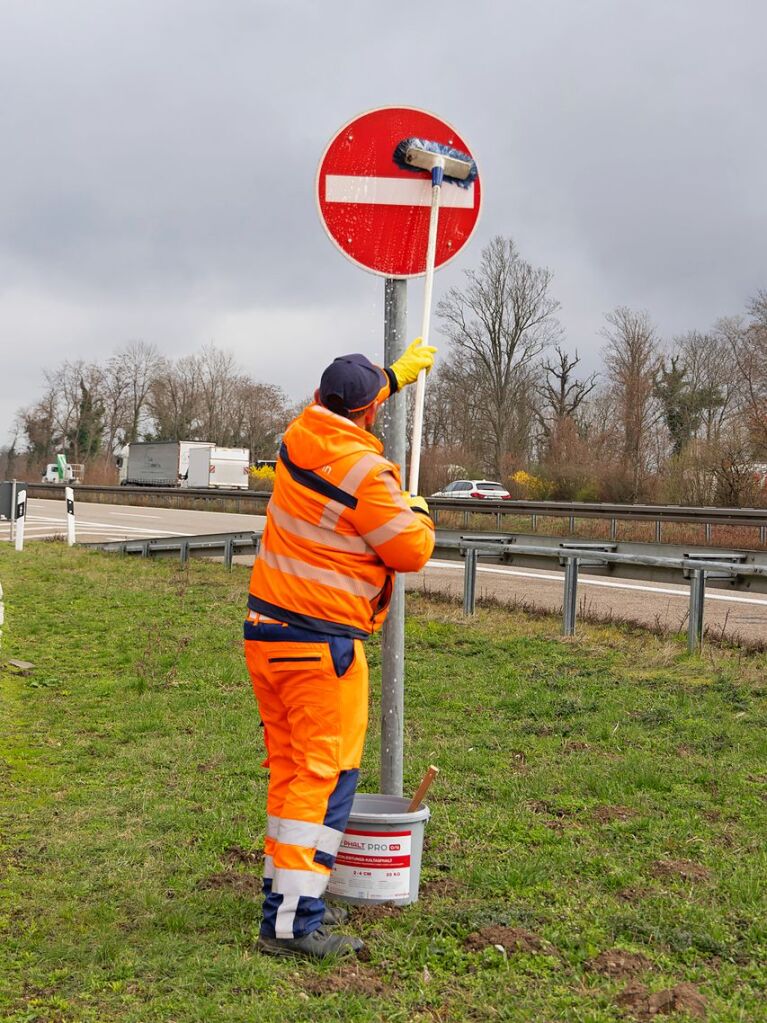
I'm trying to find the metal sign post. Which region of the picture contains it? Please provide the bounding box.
[316,107,481,798]
[380,278,408,796]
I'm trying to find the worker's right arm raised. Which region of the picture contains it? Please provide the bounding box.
[352,468,435,574]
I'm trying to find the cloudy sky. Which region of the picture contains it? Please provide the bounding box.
[1,0,765,445]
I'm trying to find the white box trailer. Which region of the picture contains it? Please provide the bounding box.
[120,441,212,486]
[185,446,250,490]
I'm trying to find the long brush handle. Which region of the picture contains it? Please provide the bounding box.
[408,167,442,496]
[407,765,439,812]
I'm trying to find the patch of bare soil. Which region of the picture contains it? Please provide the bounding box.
[221,844,263,866]
[587,948,651,979]
[543,819,570,833]
[464,926,556,956]
[562,740,591,753]
[420,876,466,898]
[351,902,404,924]
[528,799,574,819]
[615,887,651,903]
[651,860,711,882]
[593,805,636,823]
[298,962,389,997]
[616,982,707,1020]
[196,871,261,895]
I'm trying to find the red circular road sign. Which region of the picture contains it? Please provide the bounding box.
[316,106,481,279]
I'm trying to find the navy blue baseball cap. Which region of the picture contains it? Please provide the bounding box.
[319,353,389,414]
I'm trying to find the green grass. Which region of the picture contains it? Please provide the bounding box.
[1,543,767,1021]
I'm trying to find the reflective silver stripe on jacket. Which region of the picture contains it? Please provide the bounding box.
[318,452,388,530]
[363,508,416,548]
[260,546,381,599]
[379,468,412,512]
[269,501,370,555]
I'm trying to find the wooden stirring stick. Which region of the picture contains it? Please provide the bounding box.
[407,765,440,812]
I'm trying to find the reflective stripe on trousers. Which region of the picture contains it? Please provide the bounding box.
[244,622,368,939]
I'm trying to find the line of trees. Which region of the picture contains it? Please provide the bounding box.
[3,235,766,506]
[3,343,292,483]
[421,236,767,506]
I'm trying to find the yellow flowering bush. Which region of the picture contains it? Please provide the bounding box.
[248,464,276,489]
[511,470,554,500]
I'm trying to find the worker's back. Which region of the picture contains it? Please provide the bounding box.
[247,403,434,637]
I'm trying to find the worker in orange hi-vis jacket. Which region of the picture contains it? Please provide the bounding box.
[244,339,436,960]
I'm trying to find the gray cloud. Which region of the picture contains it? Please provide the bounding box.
[1,0,765,440]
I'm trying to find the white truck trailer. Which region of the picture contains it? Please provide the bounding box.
[185,446,250,490]
[118,441,212,487]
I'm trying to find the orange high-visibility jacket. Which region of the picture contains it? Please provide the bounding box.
[247,403,435,638]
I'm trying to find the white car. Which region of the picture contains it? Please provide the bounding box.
[430,479,511,500]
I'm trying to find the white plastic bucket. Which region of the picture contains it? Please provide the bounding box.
[326,793,430,905]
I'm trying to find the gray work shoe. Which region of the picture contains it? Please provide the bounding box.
[323,903,350,927]
[258,925,364,960]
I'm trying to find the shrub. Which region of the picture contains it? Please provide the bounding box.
[248,464,276,490]
[510,470,554,500]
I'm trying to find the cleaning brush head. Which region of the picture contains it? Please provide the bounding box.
[393,137,477,187]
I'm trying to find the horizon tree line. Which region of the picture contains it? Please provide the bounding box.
[4,235,766,505]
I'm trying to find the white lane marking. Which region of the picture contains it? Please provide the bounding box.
[426,560,767,608]
[28,514,171,528]
[325,175,475,208]
[108,512,166,519]
[19,520,188,538]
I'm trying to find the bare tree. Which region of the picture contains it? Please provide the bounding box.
[423,356,488,463]
[99,358,131,458]
[725,295,767,455]
[17,380,60,463]
[601,307,661,499]
[534,346,597,444]
[228,378,291,457]
[148,355,201,440]
[110,341,165,444]
[195,345,240,443]
[437,236,560,477]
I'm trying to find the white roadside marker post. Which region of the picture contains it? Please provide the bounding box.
[65,486,76,546]
[14,490,26,552]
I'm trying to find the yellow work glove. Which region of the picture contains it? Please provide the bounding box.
[405,494,430,517]
[389,337,437,390]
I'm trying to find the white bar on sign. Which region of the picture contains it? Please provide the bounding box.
[325,175,474,209]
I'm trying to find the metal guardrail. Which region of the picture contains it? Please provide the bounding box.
[458,537,767,652]
[84,527,767,653]
[428,497,767,545]
[26,482,271,514]
[83,530,262,567]
[25,481,767,545]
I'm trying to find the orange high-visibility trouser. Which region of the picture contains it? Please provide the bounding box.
[244,619,368,940]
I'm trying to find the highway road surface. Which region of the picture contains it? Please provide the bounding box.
[5,497,266,543]
[5,498,766,645]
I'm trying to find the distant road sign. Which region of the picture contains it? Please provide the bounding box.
[316,106,481,278]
